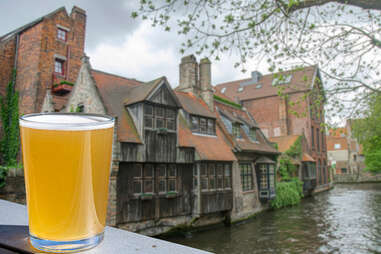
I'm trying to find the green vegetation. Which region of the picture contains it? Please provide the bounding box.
[0,71,20,187]
[0,71,20,167]
[270,178,304,209]
[53,80,74,88]
[352,94,381,173]
[213,94,242,109]
[278,136,302,180]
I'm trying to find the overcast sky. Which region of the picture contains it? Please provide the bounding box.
[0,0,267,86]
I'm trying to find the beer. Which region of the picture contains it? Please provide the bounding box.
[20,113,114,252]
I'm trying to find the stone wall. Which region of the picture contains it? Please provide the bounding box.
[0,171,26,205]
[334,173,381,183]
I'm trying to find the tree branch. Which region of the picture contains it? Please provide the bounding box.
[288,0,381,12]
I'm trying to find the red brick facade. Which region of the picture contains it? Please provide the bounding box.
[216,68,329,187]
[0,6,86,114]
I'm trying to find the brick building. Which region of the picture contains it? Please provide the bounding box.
[215,67,329,190]
[0,6,86,114]
[327,123,365,175]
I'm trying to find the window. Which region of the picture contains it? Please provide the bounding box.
[232,123,241,138]
[256,84,262,89]
[237,87,244,92]
[353,154,357,161]
[133,164,177,194]
[272,74,292,86]
[54,59,64,75]
[334,143,341,149]
[143,103,177,131]
[191,115,216,135]
[259,164,268,189]
[341,168,347,173]
[240,163,253,191]
[198,162,231,191]
[249,128,257,141]
[316,128,320,152]
[193,166,198,189]
[57,28,67,41]
[221,87,226,93]
[311,127,315,149]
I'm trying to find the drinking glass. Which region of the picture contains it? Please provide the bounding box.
[20,113,114,252]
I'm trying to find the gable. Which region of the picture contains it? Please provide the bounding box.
[148,81,178,107]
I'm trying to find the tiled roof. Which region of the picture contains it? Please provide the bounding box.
[178,114,236,161]
[176,91,216,119]
[0,7,66,42]
[268,135,300,153]
[328,127,346,137]
[302,153,315,162]
[215,99,278,155]
[91,69,143,143]
[326,136,348,151]
[215,66,317,101]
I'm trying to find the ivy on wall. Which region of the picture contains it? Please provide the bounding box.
[272,136,303,208]
[0,71,20,187]
[278,136,302,181]
[0,71,20,167]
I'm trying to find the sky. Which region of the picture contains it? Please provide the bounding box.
[0,0,265,87]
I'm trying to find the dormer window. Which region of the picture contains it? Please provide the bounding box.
[144,103,176,131]
[191,115,216,135]
[272,74,292,86]
[232,123,241,138]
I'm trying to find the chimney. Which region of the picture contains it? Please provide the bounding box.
[199,57,214,111]
[178,55,199,94]
[240,70,262,87]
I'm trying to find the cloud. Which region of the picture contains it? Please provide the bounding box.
[0,0,141,51]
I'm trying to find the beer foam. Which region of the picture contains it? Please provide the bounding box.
[20,114,114,130]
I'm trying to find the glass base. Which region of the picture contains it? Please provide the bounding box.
[29,232,104,253]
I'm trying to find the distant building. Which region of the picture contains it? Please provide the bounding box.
[327,122,365,175]
[215,66,329,192]
[0,6,86,114]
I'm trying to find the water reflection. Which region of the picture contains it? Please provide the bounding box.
[165,184,381,254]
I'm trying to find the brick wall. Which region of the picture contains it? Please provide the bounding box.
[0,38,16,96]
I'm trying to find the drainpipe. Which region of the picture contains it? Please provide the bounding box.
[12,33,20,92]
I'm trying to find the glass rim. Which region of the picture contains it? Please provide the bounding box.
[19,112,115,130]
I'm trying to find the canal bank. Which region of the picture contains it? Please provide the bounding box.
[163,183,381,254]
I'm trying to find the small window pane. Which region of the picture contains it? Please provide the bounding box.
[193,166,198,176]
[201,178,208,190]
[209,177,215,190]
[201,164,207,176]
[217,164,224,176]
[224,164,231,176]
[133,181,142,194]
[224,177,231,188]
[144,180,153,193]
[159,180,166,193]
[207,119,215,135]
[158,164,166,177]
[156,107,164,117]
[156,118,165,128]
[54,60,63,74]
[166,108,176,119]
[217,176,223,189]
[168,164,176,177]
[200,118,207,133]
[168,179,176,191]
[193,178,198,188]
[144,116,153,128]
[167,119,176,130]
[144,164,154,177]
[208,163,215,176]
[191,116,199,132]
[144,104,153,115]
[57,29,66,41]
[132,164,142,177]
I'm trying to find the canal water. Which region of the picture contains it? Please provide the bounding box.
[166,184,381,253]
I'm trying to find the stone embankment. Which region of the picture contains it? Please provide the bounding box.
[334,172,381,183]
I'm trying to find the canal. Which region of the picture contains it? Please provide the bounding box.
[165,184,381,253]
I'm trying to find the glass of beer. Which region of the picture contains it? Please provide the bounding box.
[20,113,114,252]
